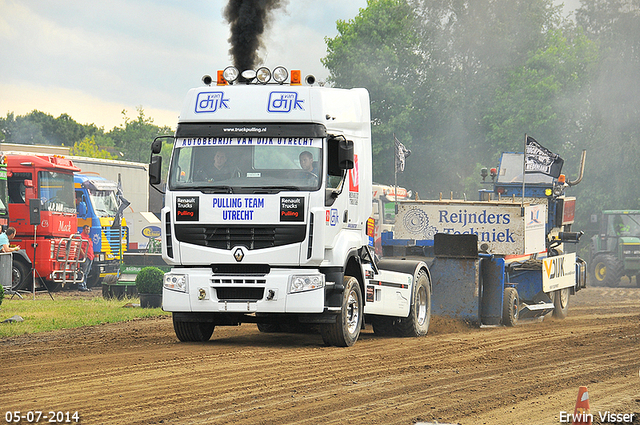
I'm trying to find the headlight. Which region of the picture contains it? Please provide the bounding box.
[273,66,288,84]
[256,67,271,84]
[288,274,324,294]
[164,273,188,292]
[223,66,239,84]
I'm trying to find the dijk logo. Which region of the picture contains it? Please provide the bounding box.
[195,92,230,113]
[268,92,304,113]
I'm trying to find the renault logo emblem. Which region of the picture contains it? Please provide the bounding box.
[233,247,245,262]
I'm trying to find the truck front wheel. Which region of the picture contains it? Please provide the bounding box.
[393,270,431,337]
[552,288,570,319]
[320,276,362,347]
[502,287,519,327]
[173,315,215,342]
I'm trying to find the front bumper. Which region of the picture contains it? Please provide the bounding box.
[162,267,326,315]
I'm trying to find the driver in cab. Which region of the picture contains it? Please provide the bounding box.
[299,151,319,184]
[197,150,232,182]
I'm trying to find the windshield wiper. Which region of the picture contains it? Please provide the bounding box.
[201,186,234,194]
[249,186,299,193]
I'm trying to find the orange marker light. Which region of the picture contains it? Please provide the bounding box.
[558,174,566,184]
[217,70,228,86]
[291,70,301,85]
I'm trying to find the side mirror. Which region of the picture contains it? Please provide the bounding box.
[149,156,162,185]
[151,138,163,154]
[327,135,354,176]
[77,201,88,218]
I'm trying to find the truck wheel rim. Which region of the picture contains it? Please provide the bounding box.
[559,288,569,308]
[346,289,360,334]
[416,285,428,326]
[595,263,606,281]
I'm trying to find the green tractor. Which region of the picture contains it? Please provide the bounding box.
[589,210,640,287]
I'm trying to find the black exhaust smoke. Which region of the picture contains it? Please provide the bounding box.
[224,0,287,72]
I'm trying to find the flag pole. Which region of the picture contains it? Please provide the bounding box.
[394,133,398,214]
[522,134,527,213]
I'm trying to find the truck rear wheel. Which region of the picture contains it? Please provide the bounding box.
[11,260,31,291]
[320,276,362,347]
[591,254,623,287]
[173,315,215,342]
[502,287,519,327]
[552,288,570,319]
[393,270,431,337]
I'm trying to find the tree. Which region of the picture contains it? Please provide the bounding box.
[323,0,423,184]
[70,135,117,159]
[107,107,173,163]
[0,110,101,146]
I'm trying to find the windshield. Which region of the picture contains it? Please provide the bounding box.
[39,171,76,213]
[89,189,119,217]
[497,153,554,184]
[607,214,640,237]
[168,137,323,192]
[0,169,7,215]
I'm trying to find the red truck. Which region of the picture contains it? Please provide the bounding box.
[7,154,85,291]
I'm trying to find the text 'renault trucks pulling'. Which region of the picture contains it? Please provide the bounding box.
[149,67,431,346]
[75,174,128,287]
[384,149,588,326]
[7,154,86,292]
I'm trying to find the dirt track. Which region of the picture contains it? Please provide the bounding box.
[1,285,639,425]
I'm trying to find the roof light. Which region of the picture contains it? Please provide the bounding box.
[558,174,566,184]
[291,70,301,85]
[223,66,239,84]
[241,69,257,81]
[217,70,228,86]
[273,66,288,84]
[256,67,271,84]
[202,75,213,86]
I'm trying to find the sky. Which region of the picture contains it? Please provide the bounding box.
[0,0,580,131]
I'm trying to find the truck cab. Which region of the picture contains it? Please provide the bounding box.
[150,67,431,346]
[7,154,83,291]
[75,174,128,286]
[590,210,640,287]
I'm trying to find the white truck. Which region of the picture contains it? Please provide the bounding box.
[149,67,431,346]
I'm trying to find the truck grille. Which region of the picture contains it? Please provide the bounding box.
[174,224,306,250]
[216,287,264,301]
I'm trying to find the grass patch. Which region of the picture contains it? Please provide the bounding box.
[0,293,170,338]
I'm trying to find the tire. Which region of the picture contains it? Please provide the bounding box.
[636,273,640,288]
[320,276,362,347]
[257,323,281,333]
[371,316,396,336]
[393,270,431,337]
[591,254,623,287]
[552,288,570,319]
[502,287,519,327]
[11,259,31,291]
[173,314,215,342]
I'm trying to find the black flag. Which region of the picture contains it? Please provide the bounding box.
[111,180,131,229]
[525,136,564,178]
[394,135,411,173]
